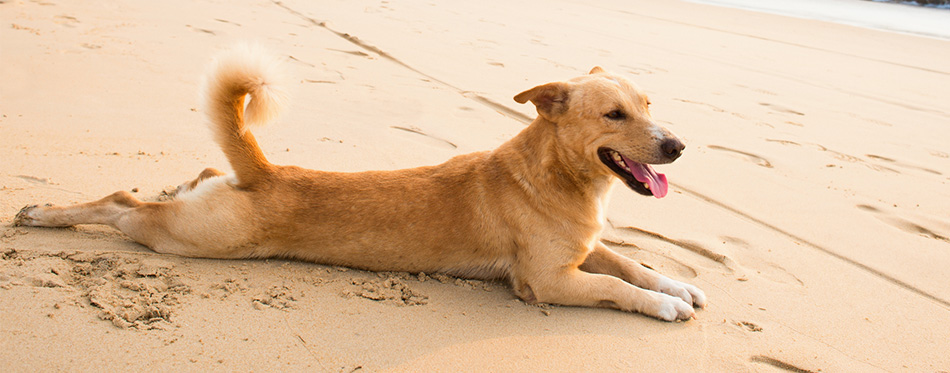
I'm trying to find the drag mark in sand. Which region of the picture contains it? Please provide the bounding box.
[672,98,726,113]
[269,0,533,125]
[672,98,748,121]
[461,91,533,124]
[13,175,86,196]
[389,126,458,150]
[707,145,773,168]
[214,18,241,27]
[674,183,950,308]
[283,315,327,370]
[16,175,52,184]
[750,355,815,373]
[328,48,372,58]
[287,55,316,68]
[759,102,804,116]
[303,79,336,84]
[185,24,216,35]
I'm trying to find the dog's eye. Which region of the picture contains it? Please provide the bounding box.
[604,110,626,120]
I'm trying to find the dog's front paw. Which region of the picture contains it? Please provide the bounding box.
[652,293,695,322]
[657,278,707,309]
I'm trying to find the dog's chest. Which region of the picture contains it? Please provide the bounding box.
[592,179,615,227]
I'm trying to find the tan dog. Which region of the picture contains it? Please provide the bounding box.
[14,46,705,321]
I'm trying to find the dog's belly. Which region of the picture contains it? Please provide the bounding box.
[277,235,513,280]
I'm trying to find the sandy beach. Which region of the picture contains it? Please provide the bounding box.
[2,0,949,371]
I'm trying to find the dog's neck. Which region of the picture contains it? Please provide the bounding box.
[492,117,615,205]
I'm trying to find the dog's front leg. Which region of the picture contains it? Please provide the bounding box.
[580,241,706,309]
[519,265,696,322]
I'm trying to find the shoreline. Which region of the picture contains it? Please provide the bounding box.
[685,0,950,40]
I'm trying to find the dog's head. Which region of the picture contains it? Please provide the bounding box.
[514,67,684,198]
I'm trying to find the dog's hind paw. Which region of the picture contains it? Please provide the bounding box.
[12,204,42,227]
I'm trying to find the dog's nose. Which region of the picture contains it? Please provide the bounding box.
[661,138,685,161]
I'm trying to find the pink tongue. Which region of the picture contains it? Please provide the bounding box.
[621,154,669,198]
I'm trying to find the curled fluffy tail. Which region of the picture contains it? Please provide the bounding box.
[201,44,287,187]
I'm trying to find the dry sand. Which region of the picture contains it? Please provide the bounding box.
[2,0,949,371]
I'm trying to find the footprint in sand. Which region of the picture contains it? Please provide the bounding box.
[734,320,763,332]
[53,15,79,27]
[765,138,801,147]
[707,145,773,168]
[866,154,943,176]
[602,239,699,279]
[857,204,950,243]
[734,84,776,96]
[605,224,736,275]
[720,235,804,286]
[849,112,894,127]
[606,227,803,286]
[809,145,901,173]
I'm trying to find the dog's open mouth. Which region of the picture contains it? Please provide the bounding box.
[597,148,669,198]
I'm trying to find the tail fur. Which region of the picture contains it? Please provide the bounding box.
[201,44,287,188]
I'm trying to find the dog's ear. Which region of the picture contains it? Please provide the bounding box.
[589,66,605,74]
[513,82,570,121]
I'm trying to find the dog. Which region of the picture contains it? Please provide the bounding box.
[14,45,705,321]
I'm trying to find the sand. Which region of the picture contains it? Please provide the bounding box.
[2,0,948,371]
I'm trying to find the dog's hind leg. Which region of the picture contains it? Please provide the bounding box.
[13,191,188,251]
[14,191,145,228]
[14,185,256,258]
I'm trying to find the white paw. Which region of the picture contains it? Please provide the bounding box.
[657,277,707,309]
[12,204,47,227]
[653,293,695,322]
